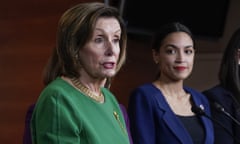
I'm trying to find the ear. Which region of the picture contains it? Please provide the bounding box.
[152,49,159,64]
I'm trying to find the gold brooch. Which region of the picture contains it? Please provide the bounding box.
[113,111,127,134]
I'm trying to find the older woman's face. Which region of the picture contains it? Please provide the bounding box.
[79,17,121,79]
[153,32,194,81]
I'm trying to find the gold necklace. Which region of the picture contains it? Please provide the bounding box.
[71,78,104,103]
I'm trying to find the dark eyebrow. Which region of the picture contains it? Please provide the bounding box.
[165,44,193,49]
[165,44,176,48]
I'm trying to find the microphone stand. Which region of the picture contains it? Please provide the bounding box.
[213,102,240,126]
[191,105,240,144]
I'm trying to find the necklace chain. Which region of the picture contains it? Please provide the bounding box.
[71,78,104,103]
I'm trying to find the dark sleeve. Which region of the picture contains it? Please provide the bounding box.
[203,88,240,144]
[128,88,156,144]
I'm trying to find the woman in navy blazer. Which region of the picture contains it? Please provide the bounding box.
[203,28,240,144]
[128,22,214,144]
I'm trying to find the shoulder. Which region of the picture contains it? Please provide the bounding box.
[43,77,72,92]
[184,86,209,105]
[129,83,161,100]
[101,87,120,104]
[101,87,116,99]
[202,85,233,102]
[38,78,77,103]
[131,83,158,95]
[202,85,237,112]
[128,83,165,108]
[184,86,205,98]
[203,85,232,96]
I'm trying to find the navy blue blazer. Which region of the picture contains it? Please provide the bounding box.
[203,85,240,144]
[128,83,214,144]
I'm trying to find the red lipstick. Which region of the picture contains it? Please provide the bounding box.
[174,66,186,71]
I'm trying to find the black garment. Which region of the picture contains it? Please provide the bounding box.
[177,115,205,144]
[203,85,240,144]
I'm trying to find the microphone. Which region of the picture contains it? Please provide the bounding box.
[191,105,206,116]
[191,104,225,127]
[191,104,240,143]
[213,102,240,126]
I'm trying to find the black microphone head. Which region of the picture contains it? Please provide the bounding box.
[191,105,205,116]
